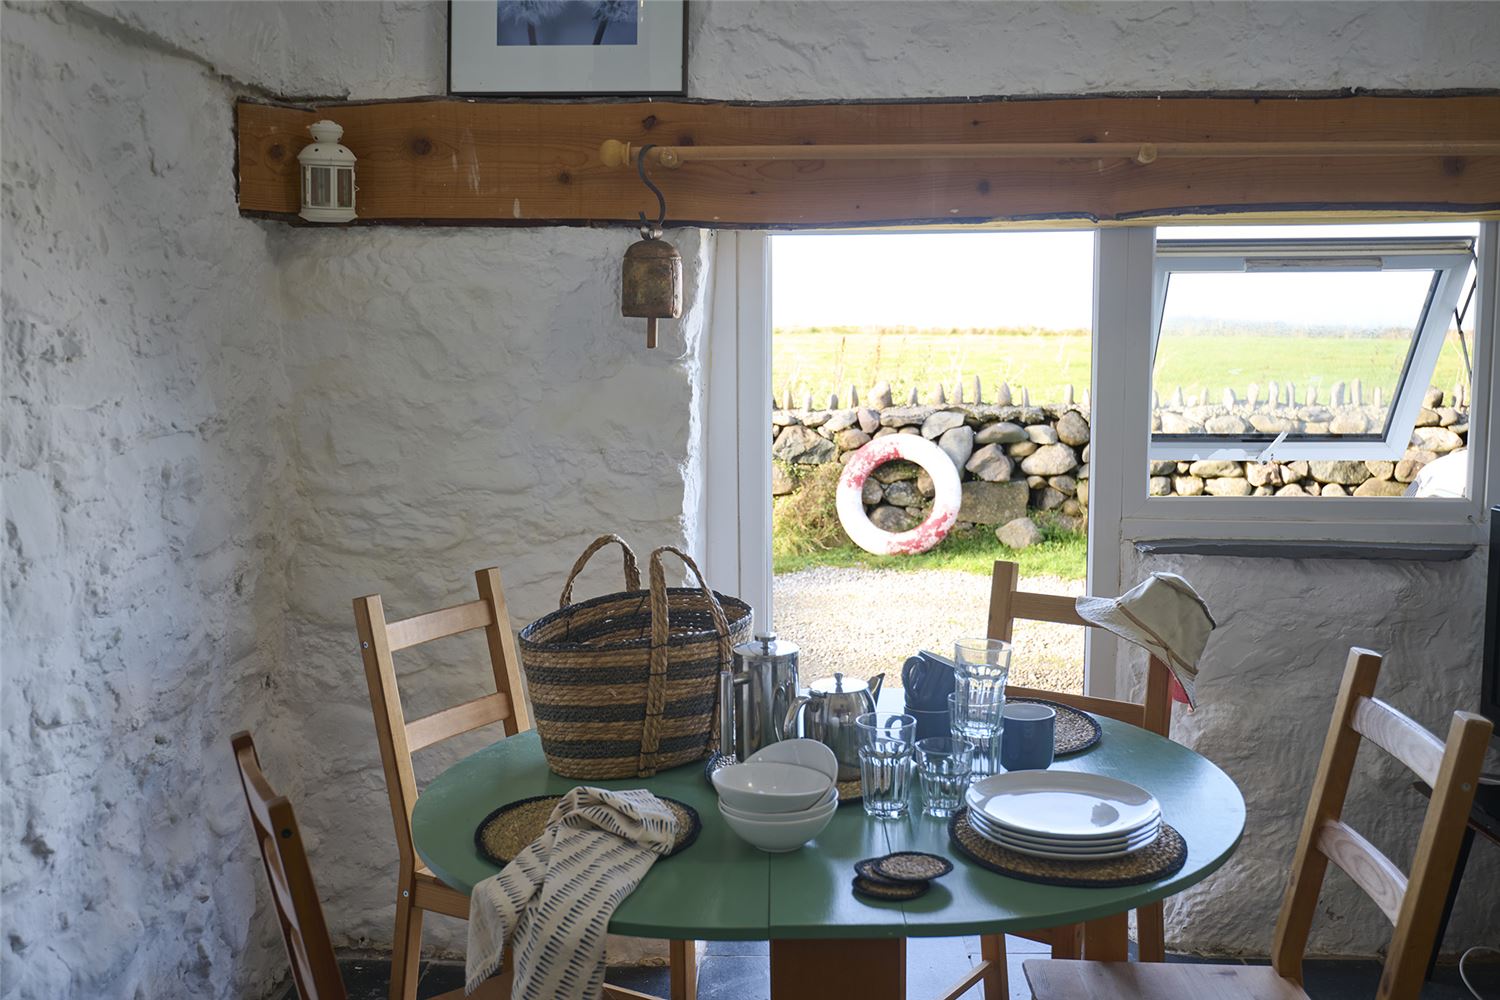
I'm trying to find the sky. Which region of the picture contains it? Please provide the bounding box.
[769,222,1478,332]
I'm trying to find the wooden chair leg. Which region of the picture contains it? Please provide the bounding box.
[1080,912,1129,962]
[1136,902,1166,962]
[670,939,697,1000]
[389,889,424,1000]
[980,933,1009,1000]
[1049,924,1083,960]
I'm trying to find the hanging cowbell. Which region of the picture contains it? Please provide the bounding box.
[621,226,682,349]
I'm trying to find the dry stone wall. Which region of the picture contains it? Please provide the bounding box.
[771,382,1470,525]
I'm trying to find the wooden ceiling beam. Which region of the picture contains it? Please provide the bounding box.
[235,95,1500,228]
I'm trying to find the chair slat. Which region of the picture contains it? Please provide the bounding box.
[1011,592,1089,628]
[1315,819,1407,925]
[385,599,494,651]
[405,692,512,752]
[1350,696,1445,787]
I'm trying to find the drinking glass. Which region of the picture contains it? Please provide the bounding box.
[954,637,1012,704]
[856,712,916,819]
[915,737,974,818]
[949,690,1003,777]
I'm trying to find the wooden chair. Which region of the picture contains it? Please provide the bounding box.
[232,730,511,1000]
[952,562,1175,1000]
[1022,647,1493,1000]
[353,568,696,1000]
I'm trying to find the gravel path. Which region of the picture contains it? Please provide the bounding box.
[771,566,1084,695]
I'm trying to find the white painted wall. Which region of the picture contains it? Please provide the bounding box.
[6,2,1500,997]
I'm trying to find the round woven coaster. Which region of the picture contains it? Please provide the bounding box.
[947,807,1185,888]
[475,795,702,867]
[852,875,929,902]
[854,857,902,884]
[704,753,862,804]
[872,851,954,883]
[1008,698,1102,756]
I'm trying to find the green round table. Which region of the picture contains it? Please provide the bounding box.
[412,716,1243,999]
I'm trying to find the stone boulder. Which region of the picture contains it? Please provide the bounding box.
[824,409,859,433]
[835,428,871,451]
[1309,460,1370,486]
[996,517,1044,550]
[1205,478,1252,497]
[1055,410,1090,446]
[958,481,1029,525]
[938,425,975,472]
[1412,426,1463,453]
[1025,424,1060,445]
[975,421,1026,445]
[873,460,921,483]
[868,504,916,532]
[857,408,881,434]
[878,405,936,428]
[1205,414,1250,435]
[965,444,1014,482]
[1189,460,1243,478]
[1149,476,1172,496]
[773,425,836,464]
[1174,475,1205,496]
[861,479,883,505]
[771,463,795,496]
[921,410,967,439]
[883,480,923,507]
[1019,443,1079,477]
[1354,478,1407,497]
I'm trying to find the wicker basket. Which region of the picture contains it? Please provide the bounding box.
[519,535,753,779]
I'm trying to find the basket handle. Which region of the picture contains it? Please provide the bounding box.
[559,534,642,609]
[639,546,732,776]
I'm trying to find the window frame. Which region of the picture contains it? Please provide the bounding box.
[1112,221,1498,546]
[1148,236,1476,463]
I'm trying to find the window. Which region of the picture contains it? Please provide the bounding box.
[1150,235,1475,463]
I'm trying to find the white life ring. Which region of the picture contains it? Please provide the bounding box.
[836,434,962,555]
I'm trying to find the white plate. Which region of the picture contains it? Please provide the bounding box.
[747,739,840,785]
[968,807,1160,845]
[972,809,1158,857]
[966,771,1160,840]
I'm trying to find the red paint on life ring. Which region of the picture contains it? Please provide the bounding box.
[836,434,963,555]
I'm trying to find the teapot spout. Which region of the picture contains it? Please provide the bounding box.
[869,672,884,703]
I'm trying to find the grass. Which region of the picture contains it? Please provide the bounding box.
[774,327,1471,406]
[773,523,1089,581]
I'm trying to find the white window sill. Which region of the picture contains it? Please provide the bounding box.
[1133,538,1477,561]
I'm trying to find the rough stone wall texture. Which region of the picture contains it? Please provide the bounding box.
[2,4,293,998]
[8,3,1500,997]
[271,225,711,959]
[1116,549,1500,956]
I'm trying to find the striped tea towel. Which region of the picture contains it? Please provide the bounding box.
[465,786,679,998]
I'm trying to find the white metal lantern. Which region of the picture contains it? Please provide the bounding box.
[298,120,356,223]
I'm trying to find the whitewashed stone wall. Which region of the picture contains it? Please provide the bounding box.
[2,5,293,998]
[7,4,1500,998]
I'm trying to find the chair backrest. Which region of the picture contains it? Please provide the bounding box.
[1270,647,1492,998]
[352,567,532,875]
[231,731,347,1000]
[987,560,1172,735]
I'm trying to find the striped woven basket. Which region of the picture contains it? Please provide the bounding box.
[519,535,753,779]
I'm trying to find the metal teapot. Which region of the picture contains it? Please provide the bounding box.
[782,672,884,781]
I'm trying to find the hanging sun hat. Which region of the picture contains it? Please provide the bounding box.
[1075,573,1216,708]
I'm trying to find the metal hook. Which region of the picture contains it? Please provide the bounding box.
[637,143,667,237]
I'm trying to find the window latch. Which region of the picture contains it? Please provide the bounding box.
[1256,430,1290,464]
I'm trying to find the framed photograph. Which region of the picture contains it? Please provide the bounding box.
[449,0,687,96]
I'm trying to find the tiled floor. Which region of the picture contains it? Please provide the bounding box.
[314,939,1499,1000]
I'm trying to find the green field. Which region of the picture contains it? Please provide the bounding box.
[773,326,1471,406]
[773,525,1089,581]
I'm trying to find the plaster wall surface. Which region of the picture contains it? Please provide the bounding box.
[271,224,711,959]
[6,3,1500,998]
[1116,548,1500,955]
[2,4,293,998]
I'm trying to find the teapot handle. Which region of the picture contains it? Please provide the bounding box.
[782,693,812,740]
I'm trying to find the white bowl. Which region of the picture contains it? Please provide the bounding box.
[720,786,838,823]
[718,799,836,852]
[746,739,840,785]
[711,761,833,814]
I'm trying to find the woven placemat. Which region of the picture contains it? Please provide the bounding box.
[1007,698,1102,756]
[704,752,861,804]
[947,807,1186,888]
[475,795,702,867]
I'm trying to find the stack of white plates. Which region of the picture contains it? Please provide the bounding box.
[965,771,1162,860]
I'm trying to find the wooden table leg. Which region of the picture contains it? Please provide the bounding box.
[1081,911,1130,962]
[770,938,906,1000]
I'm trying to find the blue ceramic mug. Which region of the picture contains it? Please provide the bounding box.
[1000,703,1056,771]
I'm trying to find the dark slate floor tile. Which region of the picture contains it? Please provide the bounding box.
[697,955,770,1000]
[705,937,770,957]
[605,963,672,995]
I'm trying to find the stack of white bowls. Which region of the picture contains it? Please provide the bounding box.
[711,739,840,852]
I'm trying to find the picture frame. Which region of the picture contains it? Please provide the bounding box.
[449,0,687,97]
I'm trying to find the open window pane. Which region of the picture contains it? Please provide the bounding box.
[1154,268,1436,441]
[1149,235,1474,469]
